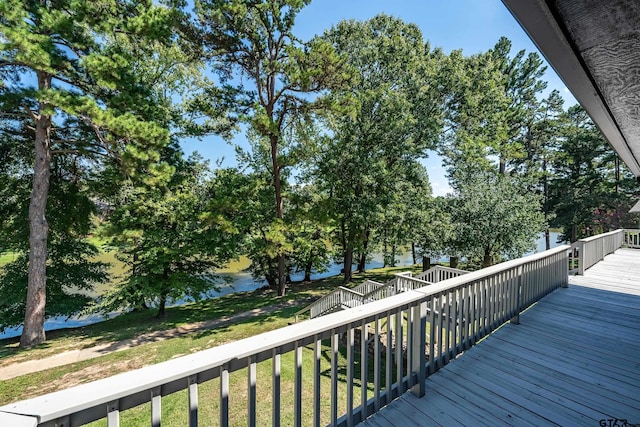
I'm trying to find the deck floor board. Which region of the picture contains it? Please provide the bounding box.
[358,248,640,426]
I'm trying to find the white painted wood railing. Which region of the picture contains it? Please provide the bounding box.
[570,229,625,275]
[624,229,640,249]
[414,265,468,283]
[352,279,386,296]
[0,245,569,427]
[296,266,467,321]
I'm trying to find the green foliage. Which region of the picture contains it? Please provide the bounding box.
[287,184,332,281]
[206,157,286,288]
[0,0,177,156]
[309,15,445,281]
[411,196,454,260]
[442,37,547,176]
[196,0,352,295]
[448,171,545,267]
[549,106,638,241]
[0,159,109,330]
[0,0,186,344]
[96,152,241,317]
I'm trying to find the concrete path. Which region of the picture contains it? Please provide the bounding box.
[0,299,307,381]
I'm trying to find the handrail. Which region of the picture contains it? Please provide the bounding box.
[572,229,624,275]
[0,244,570,427]
[623,229,640,249]
[352,279,385,295]
[296,267,468,322]
[415,265,468,283]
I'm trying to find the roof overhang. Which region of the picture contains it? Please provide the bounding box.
[630,200,640,213]
[502,0,640,178]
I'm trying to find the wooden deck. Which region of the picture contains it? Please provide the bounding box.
[359,248,640,427]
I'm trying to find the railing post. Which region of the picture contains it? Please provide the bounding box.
[561,251,569,288]
[510,266,522,324]
[410,301,427,397]
[577,241,585,275]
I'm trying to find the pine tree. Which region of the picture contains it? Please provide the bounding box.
[0,0,176,346]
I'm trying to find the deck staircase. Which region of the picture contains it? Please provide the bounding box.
[295,265,468,321]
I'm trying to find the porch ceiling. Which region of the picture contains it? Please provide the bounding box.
[502,0,640,178]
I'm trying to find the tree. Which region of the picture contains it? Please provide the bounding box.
[287,184,331,282]
[196,0,350,295]
[0,0,177,346]
[442,37,547,177]
[375,162,432,268]
[516,90,565,249]
[312,14,446,283]
[0,138,109,330]
[410,196,454,267]
[548,106,632,241]
[97,151,240,318]
[448,171,545,267]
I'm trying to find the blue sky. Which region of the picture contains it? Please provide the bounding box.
[181,0,577,196]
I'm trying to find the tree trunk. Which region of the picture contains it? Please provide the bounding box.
[304,262,312,282]
[269,134,286,296]
[357,253,366,273]
[21,72,52,348]
[357,227,370,273]
[382,228,388,268]
[412,242,417,265]
[542,158,551,251]
[482,248,492,268]
[545,227,551,251]
[422,256,430,272]
[449,256,458,269]
[157,268,170,318]
[343,246,354,284]
[157,294,167,318]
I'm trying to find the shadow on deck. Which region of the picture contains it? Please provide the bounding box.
[360,249,640,426]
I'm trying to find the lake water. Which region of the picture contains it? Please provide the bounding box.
[0,232,562,340]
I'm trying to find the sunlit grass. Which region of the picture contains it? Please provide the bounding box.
[0,251,18,266]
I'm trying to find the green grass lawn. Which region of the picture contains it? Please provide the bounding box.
[0,252,17,266]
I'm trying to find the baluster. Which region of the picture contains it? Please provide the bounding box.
[294,343,302,427]
[346,326,354,426]
[374,317,381,412]
[410,301,426,397]
[107,400,119,427]
[385,311,392,404]
[189,375,198,427]
[272,350,280,427]
[428,295,436,375]
[151,387,161,427]
[331,331,339,427]
[395,309,403,395]
[220,365,229,427]
[248,357,256,427]
[361,319,368,421]
[314,337,321,427]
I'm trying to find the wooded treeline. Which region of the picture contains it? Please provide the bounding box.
[1,0,637,346]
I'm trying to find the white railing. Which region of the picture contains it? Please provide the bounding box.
[297,267,466,321]
[414,265,468,283]
[570,229,625,275]
[306,286,365,319]
[623,229,640,249]
[352,279,386,296]
[0,245,569,427]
